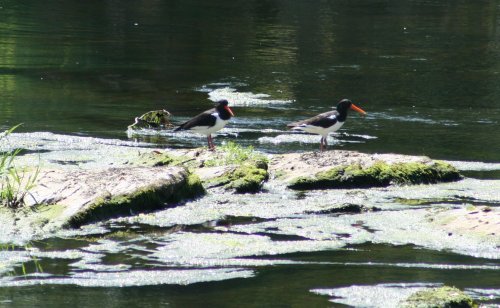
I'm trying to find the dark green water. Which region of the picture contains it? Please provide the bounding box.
[1,0,499,161]
[1,1,500,307]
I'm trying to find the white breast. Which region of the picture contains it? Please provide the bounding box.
[293,121,344,137]
[189,113,229,136]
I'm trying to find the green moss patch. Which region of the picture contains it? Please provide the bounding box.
[204,142,267,167]
[401,286,477,308]
[65,173,205,228]
[136,152,196,168]
[207,162,269,194]
[288,161,461,190]
[202,142,269,193]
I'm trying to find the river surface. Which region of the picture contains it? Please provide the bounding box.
[0,0,499,307]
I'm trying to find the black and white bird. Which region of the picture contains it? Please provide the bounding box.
[287,99,366,152]
[174,100,235,150]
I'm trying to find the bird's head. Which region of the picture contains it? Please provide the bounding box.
[336,99,366,116]
[216,100,235,117]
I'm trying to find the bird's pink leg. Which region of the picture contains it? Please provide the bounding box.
[207,135,212,151]
[208,135,215,151]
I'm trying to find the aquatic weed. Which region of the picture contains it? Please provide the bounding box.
[0,124,41,209]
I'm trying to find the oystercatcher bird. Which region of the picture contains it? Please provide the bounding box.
[174,100,235,150]
[287,99,366,152]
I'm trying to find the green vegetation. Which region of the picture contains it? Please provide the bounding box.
[204,141,267,167]
[204,142,269,193]
[140,142,270,194]
[288,161,461,190]
[0,125,40,209]
[208,162,269,193]
[136,152,196,168]
[401,286,477,308]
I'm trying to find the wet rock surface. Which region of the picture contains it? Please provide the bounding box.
[269,151,461,190]
[20,166,204,230]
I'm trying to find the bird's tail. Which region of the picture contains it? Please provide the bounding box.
[289,125,306,131]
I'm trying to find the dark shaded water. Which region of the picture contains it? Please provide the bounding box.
[1,1,500,307]
[1,0,499,161]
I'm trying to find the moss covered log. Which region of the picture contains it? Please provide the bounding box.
[288,161,461,190]
[401,286,477,308]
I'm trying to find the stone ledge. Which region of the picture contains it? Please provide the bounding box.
[27,166,205,229]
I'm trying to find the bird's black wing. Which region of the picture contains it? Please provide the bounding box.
[174,108,217,131]
[287,110,338,128]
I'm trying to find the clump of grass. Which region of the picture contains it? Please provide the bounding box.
[203,142,269,193]
[0,125,40,209]
[204,141,267,167]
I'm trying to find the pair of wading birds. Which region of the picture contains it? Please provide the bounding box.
[174,98,367,152]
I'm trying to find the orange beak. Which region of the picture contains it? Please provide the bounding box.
[350,103,366,116]
[225,105,235,117]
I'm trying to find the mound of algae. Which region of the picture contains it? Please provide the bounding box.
[207,160,269,193]
[137,144,269,194]
[400,286,477,308]
[288,161,461,190]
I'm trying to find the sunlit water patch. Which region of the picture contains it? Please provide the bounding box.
[447,160,500,171]
[194,81,248,93]
[153,232,343,259]
[207,87,292,107]
[0,268,254,287]
[258,132,376,145]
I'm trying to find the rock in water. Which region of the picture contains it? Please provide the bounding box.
[28,166,204,229]
[400,286,478,308]
[127,110,173,130]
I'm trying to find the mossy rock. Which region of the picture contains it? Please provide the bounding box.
[135,152,202,170]
[288,161,461,190]
[207,161,269,194]
[128,110,173,130]
[401,286,478,308]
[201,142,269,193]
[65,173,205,228]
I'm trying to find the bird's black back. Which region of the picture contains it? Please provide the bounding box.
[174,108,217,131]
